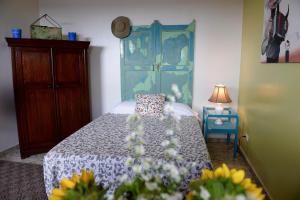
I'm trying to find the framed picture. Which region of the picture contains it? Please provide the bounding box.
[261,0,300,63]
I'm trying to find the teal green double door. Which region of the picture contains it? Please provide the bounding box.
[120,20,195,106]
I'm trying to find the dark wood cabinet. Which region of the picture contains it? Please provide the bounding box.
[6,38,91,158]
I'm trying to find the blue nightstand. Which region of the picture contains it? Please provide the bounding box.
[202,107,239,158]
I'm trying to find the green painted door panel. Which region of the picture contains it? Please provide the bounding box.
[121,21,195,105]
[123,71,156,100]
[121,25,157,100]
[160,71,193,104]
[121,25,155,71]
[157,22,195,105]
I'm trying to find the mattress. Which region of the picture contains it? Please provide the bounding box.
[43,113,211,196]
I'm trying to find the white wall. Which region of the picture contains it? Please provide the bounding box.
[0,0,39,152]
[40,0,243,118]
[39,0,243,118]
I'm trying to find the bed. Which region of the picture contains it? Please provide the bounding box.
[43,102,212,196]
[43,20,210,196]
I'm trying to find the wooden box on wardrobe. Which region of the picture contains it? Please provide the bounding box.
[6,38,91,158]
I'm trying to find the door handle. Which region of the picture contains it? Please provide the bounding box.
[152,64,160,71]
[55,84,60,88]
[47,84,53,88]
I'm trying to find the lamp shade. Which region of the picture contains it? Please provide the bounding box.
[208,84,232,103]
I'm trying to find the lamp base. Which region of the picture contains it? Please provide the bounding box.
[214,118,223,125]
[215,103,224,114]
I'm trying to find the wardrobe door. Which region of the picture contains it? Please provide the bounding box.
[156,23,195,106]
[121,25,157,101]
[14,47,57,156]
[53,48,90,139]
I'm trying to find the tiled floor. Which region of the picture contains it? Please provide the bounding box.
[0,146,44,165]
[207,138,256,179]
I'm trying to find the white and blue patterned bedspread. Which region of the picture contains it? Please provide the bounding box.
[43,113,212,196]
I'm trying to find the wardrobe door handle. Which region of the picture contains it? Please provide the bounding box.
[47,84,53,88]
[152,64,155,71]
[55,84,60,88]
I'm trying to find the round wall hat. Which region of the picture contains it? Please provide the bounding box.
[111,16,131,38]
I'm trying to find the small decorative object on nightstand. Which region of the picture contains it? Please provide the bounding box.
[208,84,232,125]
[202,107,239,158]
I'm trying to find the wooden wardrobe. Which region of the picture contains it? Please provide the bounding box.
[6,38,91,158]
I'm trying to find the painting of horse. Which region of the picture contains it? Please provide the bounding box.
[261,0,300,63]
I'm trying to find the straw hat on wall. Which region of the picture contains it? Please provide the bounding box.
[111,16,131,38]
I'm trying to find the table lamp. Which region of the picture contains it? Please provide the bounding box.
[208,84,232,125]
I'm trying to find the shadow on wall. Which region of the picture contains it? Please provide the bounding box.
[0,76,18,151]
[0,86,16,119]
[88,46,103,119]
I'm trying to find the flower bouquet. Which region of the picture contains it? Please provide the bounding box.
[186,164,265,200]
[50,169,107,200]
[113,85,188,200]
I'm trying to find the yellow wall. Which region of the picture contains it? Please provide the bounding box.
[239,0,300,199]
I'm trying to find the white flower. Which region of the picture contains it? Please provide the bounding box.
[236,194,247,200]
[160,193,171,200]
[170,138,179,146]
[172,113,182,121]
[131,131,137,138]
[171,84,179,93]
[160,115,167,121]
[144,157,153,163]
[171,84,182,99]
[164,103,174,114]
[166,129,174,136]
[127,114,140,123]
[191,162,197,168]
[161,192,182,200]
[136,125,144,136]
[134,145,145,156]
[145,182,158,191]
[106,194,114,200]
[179,167,188,176]
[132,165,142,174]
[141,159,151,171]
[246,192,257,200]
[137,195,147,200]
[200,186,211,200]
[126,157,134,166]
[176,155,183,161]
[166,95,176,103]
[171,173,181,183]
[161,140,170,147]
[119,174,129,182]
[126,143,133,149]
[165,148,178,157]
[125,135,132,142]
[141,173,151,181]
[163,163,180,182]
[172,192,183,200]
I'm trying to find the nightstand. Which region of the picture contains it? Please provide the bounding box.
[202,107,239,158]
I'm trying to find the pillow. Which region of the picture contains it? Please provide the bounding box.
[135,94,165,116]
[164,102,194,116]
[110,101,136,114]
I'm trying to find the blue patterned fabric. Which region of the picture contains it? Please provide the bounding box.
[43,114,211,196]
